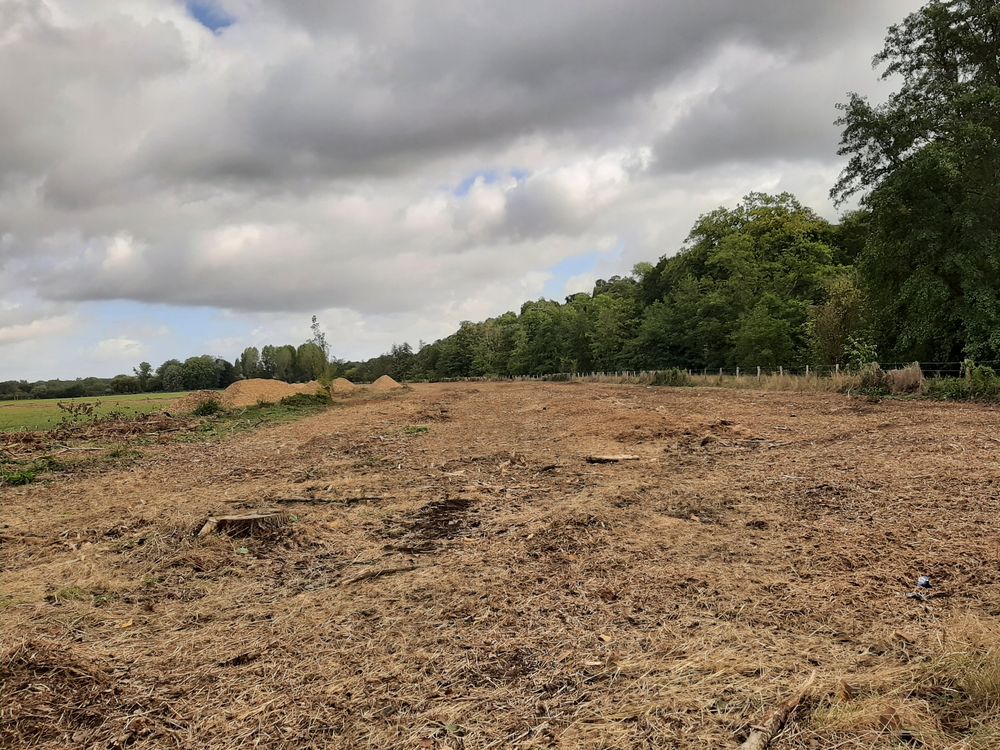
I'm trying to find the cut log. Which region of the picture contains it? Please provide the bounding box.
[197,511,289,538]
[271,496,381,506]
[585,454,641,464]
[738,671,817,750]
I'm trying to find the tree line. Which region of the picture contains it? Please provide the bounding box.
[0,320,337,400]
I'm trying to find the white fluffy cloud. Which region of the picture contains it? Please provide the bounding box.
[0,0,921,379]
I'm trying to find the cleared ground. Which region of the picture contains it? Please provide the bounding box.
[2,382,998,749]
[0,392,190,432]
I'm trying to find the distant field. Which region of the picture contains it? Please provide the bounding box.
[0,392,191,432]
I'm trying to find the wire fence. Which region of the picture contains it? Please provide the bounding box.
[436,361,988,383]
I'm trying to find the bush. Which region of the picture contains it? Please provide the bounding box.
[192,399,224,416]
[651,368,692,387]
[845,335,878,371]
[966,361,1000,400]
[927,377,971,401]
[279,392,331,407]
[929,362,1000,401]
[855,363,890,396]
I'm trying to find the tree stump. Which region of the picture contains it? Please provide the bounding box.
[197,511,289,538]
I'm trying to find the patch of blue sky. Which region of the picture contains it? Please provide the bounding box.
[86,300,240,356]
[543,251,604,300]
[452,168,529,197]
[185,0,235,34]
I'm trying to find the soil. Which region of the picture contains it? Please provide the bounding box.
[2,382,998,749]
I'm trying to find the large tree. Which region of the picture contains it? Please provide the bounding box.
[238,347,260,379]
[637,193,840,369]
[834,0,1000,360]
[133,362,153,391]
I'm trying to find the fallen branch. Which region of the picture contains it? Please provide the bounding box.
[739,670,817,750]
[272,496,381,506]
[585,454,641,464]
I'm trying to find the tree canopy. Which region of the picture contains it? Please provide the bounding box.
[834,0,1000,360]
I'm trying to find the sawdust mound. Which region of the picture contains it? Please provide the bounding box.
[220,379,321,409]
[370,374,404,392]
[171,390,220,413]
[172,379,324,413]
[330,377,359,393]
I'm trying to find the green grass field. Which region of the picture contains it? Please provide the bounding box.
[0,392,191,432]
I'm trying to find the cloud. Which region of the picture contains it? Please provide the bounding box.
[0,315,76,346]
[0,0,923,378]
[95,337,146,360]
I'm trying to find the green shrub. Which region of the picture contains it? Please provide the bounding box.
[192,399,224,416]
[855,363,890,396]
[931,362,1000,401]
[845,335,878,371]
[926,377,971,400]
[967,361,1000,400]
[651,368,692,387]
[279,392,331,407]
[1,469,37,486]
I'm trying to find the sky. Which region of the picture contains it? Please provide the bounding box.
[0,0,922,380]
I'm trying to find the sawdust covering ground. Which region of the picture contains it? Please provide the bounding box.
[2,383,999,749]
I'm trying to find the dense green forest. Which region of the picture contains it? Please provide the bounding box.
[4,0,997,398]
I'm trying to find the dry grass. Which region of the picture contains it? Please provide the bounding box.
[687,371,860,392]
[2,383,999,748]
[586,364,929,396]
[886,362,926,394]
[806,616,1000,748]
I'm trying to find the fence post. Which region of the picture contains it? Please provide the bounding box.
[805,364,810,377]
[835,364,840,375]
[779,366,783,376]
[736,366,740,378]
[719,367,723,377]
[757,366,761,380]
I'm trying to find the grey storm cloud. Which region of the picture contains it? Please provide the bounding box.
[136,1,907,187]
[0,0,920,322]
